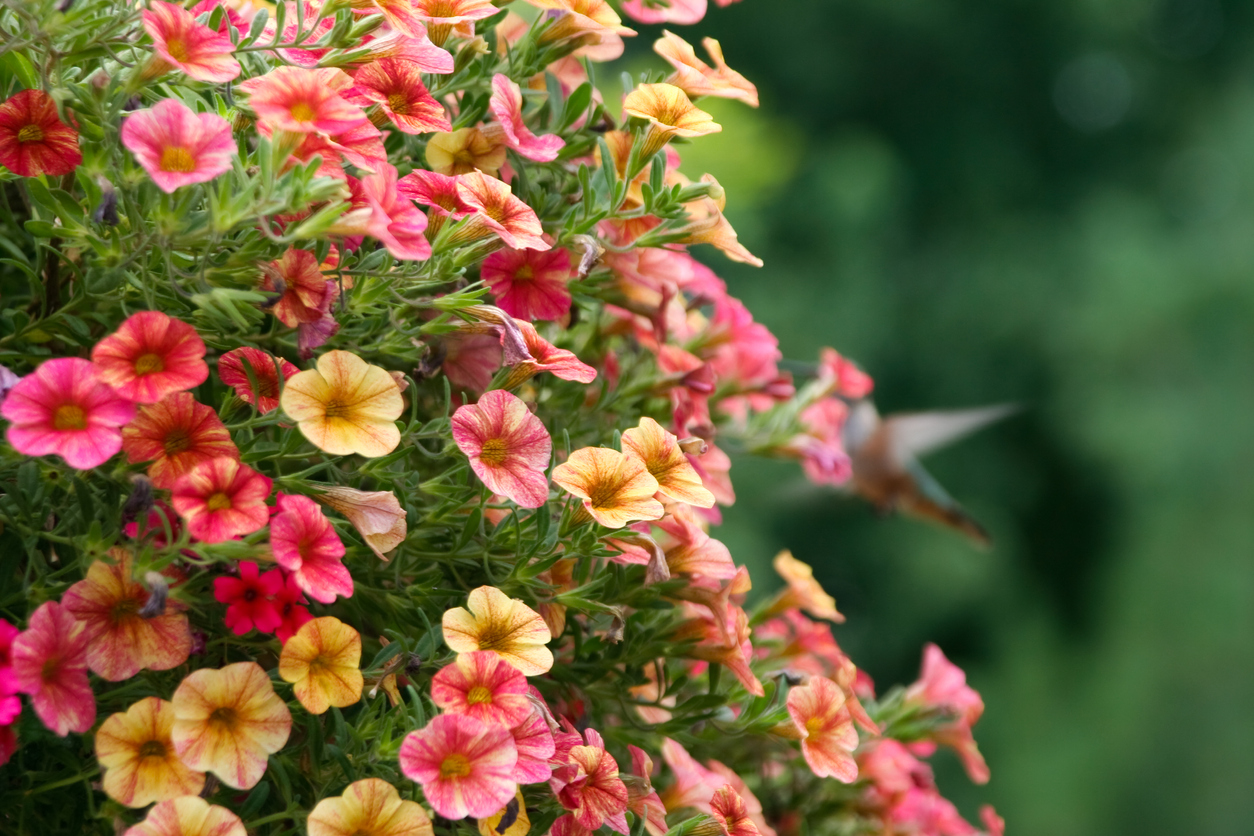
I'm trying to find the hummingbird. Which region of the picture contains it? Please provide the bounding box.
[840,400,1018,548]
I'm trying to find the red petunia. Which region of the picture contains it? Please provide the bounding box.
[274,571,314,643]
[92,311,210,404]
[122,392,239,489]
[171,457,273,544]
[0,89,81,178]
[346,58,450,135]
[213,561,283,636]
[482,246,574,322]
[218,347,300,414]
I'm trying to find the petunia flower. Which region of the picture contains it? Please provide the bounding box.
[260,2,337,68]
[654,31,758,106]
[766,550,843,622]
[398,713,518,819]
[659,738,723,812]
[11,601,95,736]
[271,493,351,604]
[786,675,859,783]
[62,549,192,681]
[92,311,209,404]
[121,99,236,193]
[709,785,761,836]
[509,708,556,784]
[239,67,369,135]
[281,350,405,457]
[452,171,548,250]
[622,83,721,160]
[905,643,989,784]
[673,175,763,266]
[171,661,293,790]
[218,347,300,414]
[442,586,553,676]
[431,650,531,728]
[626,745,669,836]
[622,416,715,508]
[172,457,273,543]
[142,0,241,83]
[653,503,734,579]
[279,616,364,714]
[275,572,316,643]
[1,357,135,469]
[550,727,630,833]
[397,168,468,238]
[122,795,246,836]
[441,332,503,394]
[406,0,498,45]
[488,74,565,162]
[817,347,873,399]
[122,392,238,489]
[96,696,206,807]
[706,762,776,836]
[451,390,552,509]
[347,59,450,134]
[308,778,434,836]
[529,0,636,46]
[213,561,283,635]
[552,447,664,528]
[0,88,82,177]
[361,163,432,261]
[478,792,530,836]
[426,127,506,175]
[622,0,706,24]
[502,319,597,388]
[316,486,408,560]
[261,248,339,327]
[481,246,573,322]
[358,29,455,74]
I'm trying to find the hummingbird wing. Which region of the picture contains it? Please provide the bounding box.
[897,458,993,549]
[884,404,1019,464]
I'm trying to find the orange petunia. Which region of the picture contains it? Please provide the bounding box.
[279,616,364,715]
[425,127,505,175]
[673,175,763,267]
[171,661,293,790]
[452,171,549,251]
[442,586,553,676]
[621,417,715,508]
[61,549,193,681]
[307,777,434,836]
[622,83,720,160]
[96,696,205,807]
[529,0,636,46]
[551,446,665,528]
[280,350,405,457]
[654,31,758,107]
[122,392,239,489]
[767,550,843,623]
[122,796,245,836]
[785,675,859,783]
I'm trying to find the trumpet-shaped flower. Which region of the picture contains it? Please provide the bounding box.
[317,486,408,560]
[482,246,573,322]
[122,795,246,836]
[654,504,735,579]
[213,561,283,635]
[281,350,405,457]
[622,416,715,507]
[275,572,315,643]
[92,311,209,404]
[406,0,498,44]
[398,169,469,218]
[454,171,548,250]
[218,347,300,414]
[0,89,82,177]
[271,493,351,604]
[426,127,506,175]
[308,778,434,836]
[172,457,273,543]
[675,176,763,267]
[10,601,95,736]
[786,675,858,783]
[1,357,135,469]
[654,32,757,106]
[509,708,556,783]
[659,738,722,812]
[359,29,455,74]
[399,713,518,819]
[96,696,206,807]
[452,390,552,509]
[552,447,664,528]
[625,745,668,836]
[905,643,989,784]
[171,661,293,789]
[504,320,598,387]
[623,83,720,160]
[489,74,565,162]
[348,59,450,134]
[432,650,531,727]
[239,67,369,135]
[143,1,241,82]
[122,392,238,489]
[768,550,843,622]
[121,99,236,193]
[551,727,629,833]
[529,0,635,44]
[262,248,339,326]
[442,586,553,676]
[279,616,364,714]
[817,347,874,399]
[362,163,432,261]
[709,785,761,836]
[62,550,192,681]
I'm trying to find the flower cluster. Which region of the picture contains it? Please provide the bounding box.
[0,1,1000,835]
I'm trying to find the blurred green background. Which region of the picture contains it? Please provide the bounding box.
[627,0,1254,833]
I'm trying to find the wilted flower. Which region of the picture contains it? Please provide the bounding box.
[505,320,598,387]
[432,650,531,727]
[122,795,246,836]
[317,486,408,560]
[279,616,364,714]
[0,89,82,177]
[482,246,573,322]
[452,389,552,508]
[212,561,283,636]
[281,350,405,457]
[171,661,293,789]
[271,493,352,604]
[219,347,300,414]
[786,675,859,783]
[121,99,236,193]
[489,74,565,162]
[122,392,238,489]
[399,713,519,819]
[142,0,240,82]
[307,778,434,836]
[442,586,554,676]
[262,248,339,327]
[10,601,95,736]
[348,59,450,134]
[171,457,273,543]
[552,447,665,528]
[95,696,205,807]
[622,417,715,507]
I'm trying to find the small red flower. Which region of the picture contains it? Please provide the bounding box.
[122,392,239,489]
[218,348,300,414]
[482,246,574,322]
[274,572,314,643]
[213,561,283,636]
[92,311,210,405]
[172,457,273,544]
[0,89,81,177]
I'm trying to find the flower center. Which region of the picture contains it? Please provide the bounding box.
[439,753,471,778]
[323,399,347,418]
[53,404,87,431]
[478,437,508,466]
[41,655,61,682]
[289,101,317,123]
[138,740,167,759]
[386,93,410,115]
[466,685,492,705]
[17,124,44,143]
[206,492,233,511]
[209,707,237,730]
[160,146,197,173]
[805,717,825,737]
[134,352,165,375]
[165,36,190,63]
[163,429,191,454]
[513,265,534,282]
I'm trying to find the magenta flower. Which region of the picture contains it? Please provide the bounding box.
[482,246,574,322]
[270,493,352,604]
[489,74,565,162]
[213,561,284,636]
[362,163,431,261]
[451,390,552,508]
[10,601,95,736]
[142,0,241,82]
[399,713,518,819]
[121,99,236,193]
[1,357,136,469]
[171,457,273,544]
[431,651,531,728]
[91,311,210,404]
[509,708,556,784]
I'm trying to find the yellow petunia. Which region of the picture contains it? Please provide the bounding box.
[281,350,405,457]
[279,616,365,715]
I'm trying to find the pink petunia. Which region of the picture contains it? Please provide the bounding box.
[621,0,707,24]
[504,319,597,387]
[1,357,135,469]
[238,67,369,135]
[905,644,989,784]
[451,390,551,508]
[488,74,565,162]
[10,601,95,736]
[399,713,518,819]
[550,727,630,834]
[92,311,210,404]
[786,675,859,783]
[270,493,352,604]
[347,59,450,134]
[361,163,431,261]
[431,650,531,728]
[213,561,284,635]
[143,0,241,83]
[121,99,236,193]
[397,168,468,239]
[509,707,556,784]
[482,246,574,322]
[171,457,273,544]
